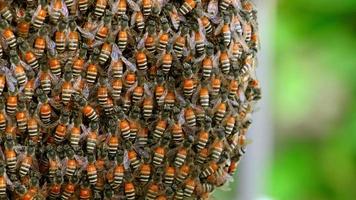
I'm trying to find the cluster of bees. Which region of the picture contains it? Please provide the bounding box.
[0,0,260,199]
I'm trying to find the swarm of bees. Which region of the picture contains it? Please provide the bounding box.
[0,0,260,199]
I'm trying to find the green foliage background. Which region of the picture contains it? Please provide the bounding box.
[215,0,356,199]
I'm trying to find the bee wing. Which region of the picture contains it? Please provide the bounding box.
[123,150,130,169]
[31,4,43,25]
[121,55,137,72]
[127,0,141,11]
[207,0,219,17]
[214,20,224,36]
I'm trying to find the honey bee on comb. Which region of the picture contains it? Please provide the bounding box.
[0,0,259,198]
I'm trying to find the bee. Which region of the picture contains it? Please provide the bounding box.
[124,70,137,90]
[224,115,236,136]
[210,74,221,97]
[86,49,100,85]
[117,112,131,140]
[79,180,92,200]
[228,155,240,175]
[199,86,210,109]
[184,106,196,128]
[174,135,193,168]
[146,182,160,200]
[4,139,17,173]
[72,47,87,78]
[196,147,209,165]
[145,23,156,54]
[54,21,67,53]
[157,19,170,52]
[179,0,196,16]
[115,0,127,16]
[6,92,17,117]
[86,122,98,153]
[0,101,7,132]
[242,1,256,20]
[239,53,254,75]
[0,74,4,96]
[142,97,153,119]
[219,0,231,11]
[38,64,53,95]
[219,44,231,74]
[70,115,82,148]
[124,180,136,200]
[0,1,13,22]
[152,136,169,166]
[128,108,140,141]
[200,14,213,35]
[99,38,113,65]
[210,131,225,161]
[48,174,62,199]
[244,22,252,43]
[132,78,144,103]
[171,121,184,145]
[23,71,36,101]
[201,161,218,179]
[50,0,65,24]
[176,163,190,183]
[114,153,125,188]
[122,92,132,113]
[231,40,243,62]
[164,164,175,185]
[136,127,148,146]
[15,101,27,133]
[47,148,59,180]
[142,0,152,16]
[61,72,73,105]
[136,50,148,71]
[108,131,120,157]
[139,157,151,183]
[126,142,140,169]
[67,21,80,52]
[213,98,227,124]
[0,163,7,198]
[154,76,166,107]
[183,77,195,100]
[37,91,52,124]
[111,78,123,100]
[183,177,197,198]
[54,113,70,143]
[153,113,168,140]
[17,12,31,38]
[33,27,47,58]
[0,20,16,48]
[47,49,62,77]
[78,0,89,12]
[164,90,176,108]
[62,176,78,200]
[9,52,27,88]
[86,154,98,185]
[96,14,111,42]
[196,122,211,151]
[228,78,239,99]
[173,27,188,59]
[18,41,39,72]
[251,32,260,52]
[64,0,75,13]
[32,0,48,29]
[221,15,232,46]
[65,148,77,178]
[94,0,108,18]
[134,11,145,32]
[19,142,36,177]
[192,23,205,55]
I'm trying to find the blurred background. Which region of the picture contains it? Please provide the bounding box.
[214,0,356,199]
